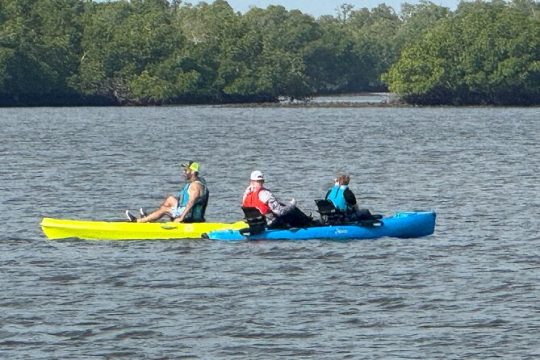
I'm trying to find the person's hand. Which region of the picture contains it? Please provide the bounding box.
[290,198,297,207]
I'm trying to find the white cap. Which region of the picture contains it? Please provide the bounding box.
[250,170,264,181]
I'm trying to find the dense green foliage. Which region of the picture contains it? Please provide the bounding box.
[0,0,538,105]
[383,0,540,105]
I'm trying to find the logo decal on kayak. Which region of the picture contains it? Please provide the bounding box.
[335,229,348,234]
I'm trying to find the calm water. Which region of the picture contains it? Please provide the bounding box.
[0,105,538,359]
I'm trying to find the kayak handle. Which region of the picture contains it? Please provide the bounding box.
[160,224,177,230]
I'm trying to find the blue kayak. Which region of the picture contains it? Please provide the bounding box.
[206,211,436,241]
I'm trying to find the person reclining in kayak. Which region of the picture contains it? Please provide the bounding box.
[325,174,374,221]
[242,170,313,228]
[126,161,208,223]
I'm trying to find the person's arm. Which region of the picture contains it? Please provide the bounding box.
[175,182,202,222]
[261,190,295,216]
[344,188,357,206]
[242,186,251,203]
[344,188,361,212]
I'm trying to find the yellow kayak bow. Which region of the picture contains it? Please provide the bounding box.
[41,217,247,240]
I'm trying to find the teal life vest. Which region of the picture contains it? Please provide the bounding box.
[177,178,209,222]
[326,184,351,212]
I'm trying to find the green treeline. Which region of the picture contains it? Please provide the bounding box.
[0,0,538,106]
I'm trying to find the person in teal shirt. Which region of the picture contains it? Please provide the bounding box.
[126,161,208,223]
[325,174,373,221]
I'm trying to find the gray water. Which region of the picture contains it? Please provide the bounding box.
[0,105,538,359]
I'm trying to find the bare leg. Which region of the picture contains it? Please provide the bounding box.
[138,196,178,223]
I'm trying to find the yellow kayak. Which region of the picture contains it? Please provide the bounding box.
[41,217,247,240]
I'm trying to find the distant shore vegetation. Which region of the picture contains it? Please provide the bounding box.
[0,0,538,106]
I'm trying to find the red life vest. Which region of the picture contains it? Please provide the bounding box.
[243,187,271,215]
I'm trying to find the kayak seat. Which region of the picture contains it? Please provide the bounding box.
[240,207,267,235]
[314,199,346,225]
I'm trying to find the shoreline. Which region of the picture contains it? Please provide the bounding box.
[1,93,538,108]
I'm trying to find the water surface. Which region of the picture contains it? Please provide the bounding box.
[0,105,538,358]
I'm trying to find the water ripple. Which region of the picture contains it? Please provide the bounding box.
[1,106,539,359]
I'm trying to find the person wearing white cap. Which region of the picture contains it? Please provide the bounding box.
[126,161,208,223]
[242,170,312,228]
